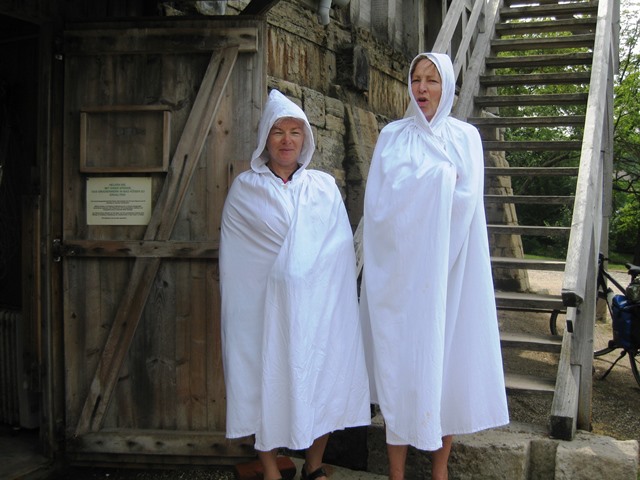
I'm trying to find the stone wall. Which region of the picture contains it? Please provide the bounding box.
[265,2,411,230]
[266,2,529,289]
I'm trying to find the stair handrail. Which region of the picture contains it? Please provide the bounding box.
[432,0,502,119]
[561,0,618,309]
[550,0,619,439]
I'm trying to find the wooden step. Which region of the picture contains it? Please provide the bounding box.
[471,115,585,127]
[496,17,596,36]
[492,33,595,52]
[488,224,571,236]
[505,0,593,4]
[505,0,593,6]
[505,372,556,394]
[490,256,565,270]
[501,331,563,352]
[495,289,566,310]
[486,52,592,69]
[485,166,579,176]
[475,93,588,107]
[483,140,582,151]
[480,72,591,87]
[499,2,598,20]
[484,194,574,205]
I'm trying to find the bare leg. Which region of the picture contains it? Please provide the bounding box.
[304,433,330,477]
[431,435,453,480]
[387,444,408,480]
[257,449,282,480]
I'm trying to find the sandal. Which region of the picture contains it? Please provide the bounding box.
[301,464,328,480]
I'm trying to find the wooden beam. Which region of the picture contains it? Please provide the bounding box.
[561,0,614,306]
[64,26,258,54]
[550,324,578,440]
[240,0,282,16]
[71,430,253,457]
[60,240,219,258]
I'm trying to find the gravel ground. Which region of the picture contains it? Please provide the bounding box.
[52,269,640,479]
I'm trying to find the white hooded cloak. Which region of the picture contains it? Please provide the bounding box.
[360,53,509,450]
[220,89,370,451]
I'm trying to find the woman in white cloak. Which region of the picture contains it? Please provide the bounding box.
[220,89,370,480]
[360,53,509,479]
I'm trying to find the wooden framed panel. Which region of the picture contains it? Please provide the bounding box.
[80,106,171,173]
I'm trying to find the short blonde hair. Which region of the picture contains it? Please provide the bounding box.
[272,116,305,129]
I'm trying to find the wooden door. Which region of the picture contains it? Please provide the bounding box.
[60,18,265,464]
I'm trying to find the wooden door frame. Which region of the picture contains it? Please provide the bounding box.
[38,18,66,459]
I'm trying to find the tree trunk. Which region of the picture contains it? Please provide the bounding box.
[633,224,640,266]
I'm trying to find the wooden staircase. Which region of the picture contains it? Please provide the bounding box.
[466,0,598,395]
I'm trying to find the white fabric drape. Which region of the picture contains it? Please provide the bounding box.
[220,90,370,451]
[360,53,509,450]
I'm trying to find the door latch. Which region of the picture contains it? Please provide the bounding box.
[52,238,62,262]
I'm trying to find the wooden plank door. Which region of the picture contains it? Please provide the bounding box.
[60,18,265,464]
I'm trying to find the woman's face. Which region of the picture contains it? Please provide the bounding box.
[266,117,305,172]
[411,58,442,121]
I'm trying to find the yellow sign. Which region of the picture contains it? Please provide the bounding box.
[86,177,152,225]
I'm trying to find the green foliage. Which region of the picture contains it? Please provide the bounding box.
[610,197,640,253]
[609,10,640,259]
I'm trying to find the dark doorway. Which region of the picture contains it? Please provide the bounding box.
[0,15,39,309]
[0,13,49,480]
[0,13,40,430]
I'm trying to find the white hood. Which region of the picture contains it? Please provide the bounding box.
[250,89,315,174]
[403,52,455,134]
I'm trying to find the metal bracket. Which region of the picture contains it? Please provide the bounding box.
[52,238,62,262]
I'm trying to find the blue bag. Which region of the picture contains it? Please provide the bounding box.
[611,294,640,350]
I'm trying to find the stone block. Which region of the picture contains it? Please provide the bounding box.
[343,104,380,226]
[325,113,346,135]
[317,129,345,166]
[325,96,345,118]
[367,422,638,479]
[448,428,530,480]
[302,87,325,127]
[529,439,558,480]
[554,432,638,480]
[268,77,303,101]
